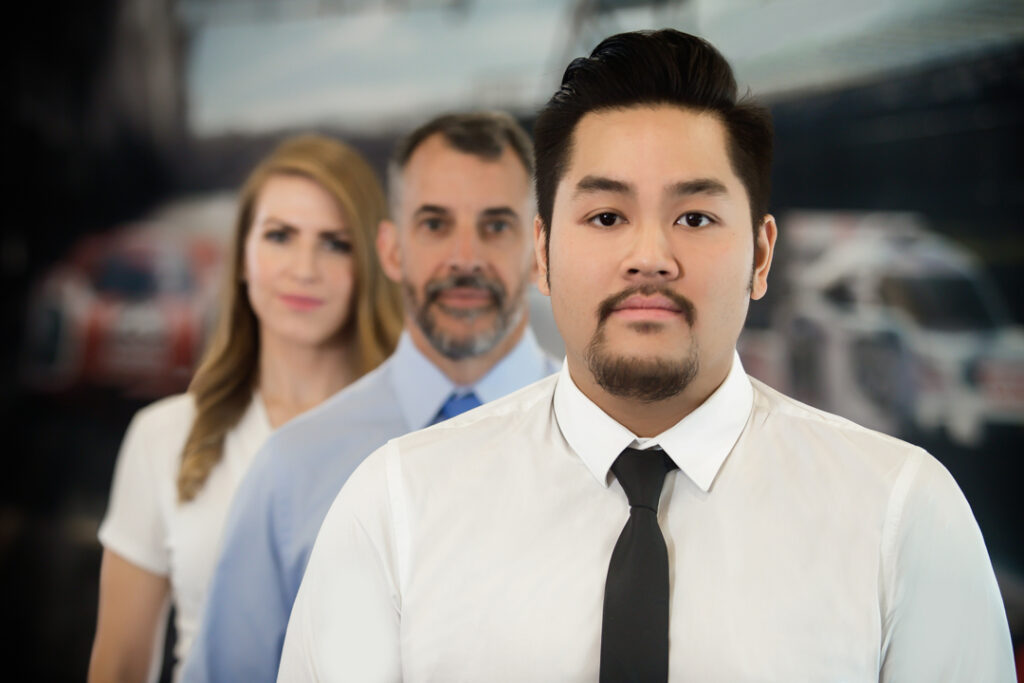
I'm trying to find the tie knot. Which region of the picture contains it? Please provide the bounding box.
[611,447,677,513]
[436,391,482,423]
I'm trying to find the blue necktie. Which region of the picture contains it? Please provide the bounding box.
[432,392,482,425]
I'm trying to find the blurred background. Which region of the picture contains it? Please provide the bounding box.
[5,0,1023,678]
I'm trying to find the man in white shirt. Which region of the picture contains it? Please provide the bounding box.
[279,30,1015,681]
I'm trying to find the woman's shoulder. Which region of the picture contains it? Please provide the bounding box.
[110,393,196,493]
[129,392,197,436]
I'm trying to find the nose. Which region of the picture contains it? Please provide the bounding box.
[621,221,680,282]
[289,240,320,282]
[445,223,484,273]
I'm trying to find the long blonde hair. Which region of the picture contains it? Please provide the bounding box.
[177,135,402,502]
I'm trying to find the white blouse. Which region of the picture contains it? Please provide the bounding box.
[98,392,271,678]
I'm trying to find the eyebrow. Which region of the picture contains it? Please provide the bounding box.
[413,205,521,221]
[261,216,292,226]
[573,175,730,199]
[480,207,520,221]
[413,204,451,217]
[262,217,348,234]
[666,178,729,197]
[574,175,632,198]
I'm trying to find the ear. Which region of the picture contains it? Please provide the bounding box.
[376,219,403,283]
[750,214,777,301]
[533,215,550,296]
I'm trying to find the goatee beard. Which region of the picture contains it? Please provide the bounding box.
[585,285,699,402]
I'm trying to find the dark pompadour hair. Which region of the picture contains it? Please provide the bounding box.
[388,111,534,195]
[533,29,773,241]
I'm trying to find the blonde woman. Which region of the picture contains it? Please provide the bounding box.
[87,135,402,682]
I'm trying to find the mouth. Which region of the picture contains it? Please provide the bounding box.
[599,286,696,327]
[435,286,495,309]
[424,274,504,317]
[611,295,685,320]
[279,294,324,311]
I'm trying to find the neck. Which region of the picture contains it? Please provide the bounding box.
[565,353,733,437]
[406,314,529,387]
[257,330,360,428]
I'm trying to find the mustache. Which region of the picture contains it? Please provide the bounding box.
[424,273,505,306]
[597,285,696,327]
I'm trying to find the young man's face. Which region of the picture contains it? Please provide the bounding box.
[379,133,535,359]
[536,105,775,402]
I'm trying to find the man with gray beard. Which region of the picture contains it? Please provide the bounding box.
[182,112,558,683]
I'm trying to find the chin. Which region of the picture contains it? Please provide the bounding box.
[584,327,700,402]
[588,352,700,403]
[282,326,348,349]
[607,333,695,358]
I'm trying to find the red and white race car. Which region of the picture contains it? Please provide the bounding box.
[23,195,233,397]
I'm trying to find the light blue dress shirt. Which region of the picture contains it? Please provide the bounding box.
[182,329,558,683]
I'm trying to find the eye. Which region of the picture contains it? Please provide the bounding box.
[421,217,446,233]
[263,227,291,243]
[323,235,352,253]
[677,212,713,228]
[483,219,510,235]
[587,212,624,228]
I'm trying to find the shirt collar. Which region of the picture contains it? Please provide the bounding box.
[553,350,753,492]
[390,327,552,430]
[473,327,551,404]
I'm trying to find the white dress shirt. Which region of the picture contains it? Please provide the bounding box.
[279,354,1014,682]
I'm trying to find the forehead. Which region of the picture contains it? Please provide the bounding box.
[254,174,343,218]
[399,134,531,211]
[257,172,324,199]
[561,105,741,198]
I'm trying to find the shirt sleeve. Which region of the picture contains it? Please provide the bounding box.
[878,450,1015,682]
[278,443,403,683]
[97,402,177,576]
[180,443,294,683]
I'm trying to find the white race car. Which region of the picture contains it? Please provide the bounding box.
[776,211,1024,446]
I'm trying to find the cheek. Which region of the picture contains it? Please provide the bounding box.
[493,248,533,288]
[239,237,272,286]
[325,259,356,297]
[400,258,430,291]
[690,248,754,326]
[243,240,267,290]
[400,242,443,283]
[549,235,614,299]
[548,255,598,344]
[243,250,272,321]
[327,255,354,280]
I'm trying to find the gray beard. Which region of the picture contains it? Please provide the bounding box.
[405,273,524,361]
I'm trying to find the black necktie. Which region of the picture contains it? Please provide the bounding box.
[600,447,678,683]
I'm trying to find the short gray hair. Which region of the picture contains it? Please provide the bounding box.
[387,111,534,216]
